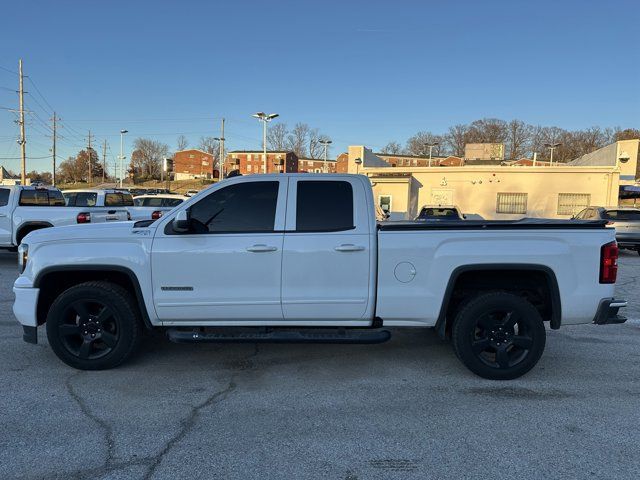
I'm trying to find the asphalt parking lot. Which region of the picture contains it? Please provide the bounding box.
[1,251,639,480]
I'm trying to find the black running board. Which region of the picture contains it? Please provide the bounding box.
[166,328,391,345]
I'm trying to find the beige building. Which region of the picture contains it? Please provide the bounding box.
[464,143,505,161]
[569,139,639,185]
[346,146,622,220]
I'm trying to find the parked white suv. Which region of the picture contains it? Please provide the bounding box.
[128,194,188,221]
[13,174,626,379]
[61,189,131,222]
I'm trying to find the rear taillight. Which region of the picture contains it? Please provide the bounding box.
[76,212,91,224]
[151,210,163,220]
[600,241,618,284]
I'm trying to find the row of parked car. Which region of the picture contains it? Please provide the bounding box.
[0,185,191,249]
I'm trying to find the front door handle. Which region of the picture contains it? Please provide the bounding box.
[246,244,278,253]
[334,244,365,252]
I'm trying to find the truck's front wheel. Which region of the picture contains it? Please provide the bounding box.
[452,292,546,380]
[46,281,142,370]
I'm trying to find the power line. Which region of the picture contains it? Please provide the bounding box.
[0,65,18,75]
[26,77,55,113]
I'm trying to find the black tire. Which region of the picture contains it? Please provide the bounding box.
[452,292,546,380]
[46,281,142,370]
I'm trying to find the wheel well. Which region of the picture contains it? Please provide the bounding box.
[438,267,560,338]
[35,269,151,328]
[16,222,52,245]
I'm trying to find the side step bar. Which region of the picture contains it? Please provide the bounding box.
[166,328,392,345]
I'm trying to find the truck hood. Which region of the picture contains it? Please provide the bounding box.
[22,221,156,245]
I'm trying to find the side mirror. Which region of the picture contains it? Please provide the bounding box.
[462,214,467,219]
[172,209,190,232]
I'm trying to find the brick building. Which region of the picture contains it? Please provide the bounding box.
[225,151,298,175]
[298,157,336,173]
[173,149,216,180]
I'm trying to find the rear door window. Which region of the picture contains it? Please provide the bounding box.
[19,189,65,206]
[295,181,353,232]
[163,198,184,207]
[0,188,9,206]
[105,193,134,207]
[75,192,98,207]
[142,197,164,207]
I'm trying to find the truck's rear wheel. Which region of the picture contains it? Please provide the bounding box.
[452,292,546,380]
[46,281,142,370]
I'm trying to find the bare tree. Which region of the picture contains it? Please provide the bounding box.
[198,136,220,161]
[308,129,326,159]
[405,131,443,156]
[614,128,640,141]
[287,123,310,157]
[507,120,532,160]
[380,141,404,154]
[131,138,170,179]
[176,135,189,151]
[445,124,468,157]
[267,123,288,151]
[466,118,509,144]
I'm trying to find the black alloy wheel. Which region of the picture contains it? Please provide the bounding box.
[452,292,546,380]
[46,281,142,370]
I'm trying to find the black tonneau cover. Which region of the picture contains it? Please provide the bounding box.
[378,218,608,231]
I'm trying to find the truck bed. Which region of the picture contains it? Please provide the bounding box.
[378,218,608,231]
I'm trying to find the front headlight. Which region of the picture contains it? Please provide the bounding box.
[18,243,28,274]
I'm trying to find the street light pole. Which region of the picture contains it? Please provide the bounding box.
[252,112,279,173]
[319,139,332,173]
[424,142,439,167]
[119,129,128,188]
[544,142,561,166]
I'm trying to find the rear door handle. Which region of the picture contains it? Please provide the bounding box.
[334,244,365,252]
[246,244,278,253]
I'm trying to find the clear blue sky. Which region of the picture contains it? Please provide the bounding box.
[1,0,638,172]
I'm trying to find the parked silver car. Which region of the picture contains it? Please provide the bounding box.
[574,206,640,255]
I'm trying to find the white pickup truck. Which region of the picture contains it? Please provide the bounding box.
[13,174,626,379]
[0,185,128,249]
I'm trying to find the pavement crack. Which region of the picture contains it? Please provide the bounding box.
[65,372,116,471]
[142,343,260,480]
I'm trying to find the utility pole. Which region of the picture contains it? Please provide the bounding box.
[220,118,225,180]
[87,130,93,184]
[18,59,26,185]
[102,139,107,183]
[214,118,225,180]
[51,113,57,186]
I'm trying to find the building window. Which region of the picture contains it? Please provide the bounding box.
[189,154,194,159]
[247,165,252,172]
[496,192,528,214]
[557,193,590,216]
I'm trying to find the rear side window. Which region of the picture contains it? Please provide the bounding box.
[604,210,640,220]
[67,192,97,207]
[19,189,65,206]
[296,181,353,232]
[142,197,164,207]
[163,198,183,207]
[189,181,279,233]
[0,188,10,206]
[105,193,134,206]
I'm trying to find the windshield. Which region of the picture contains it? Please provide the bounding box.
[418,207,460,219]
